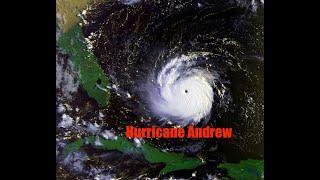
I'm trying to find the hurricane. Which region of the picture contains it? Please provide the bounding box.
[79,0,264,162]
[57,0,264,178]
[144,54,214,126]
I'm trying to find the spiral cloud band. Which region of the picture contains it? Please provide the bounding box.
[146,54,214,126]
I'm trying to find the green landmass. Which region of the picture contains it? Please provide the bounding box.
[56,22,264,180]
[57,25,110,107]
[218,159,264,180]
[62,136,204,175]
[57,24,203,175]
[62,139,85,155]
[140,143,203,174]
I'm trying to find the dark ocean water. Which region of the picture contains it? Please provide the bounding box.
[58,0,264,178]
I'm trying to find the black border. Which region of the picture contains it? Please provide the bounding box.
[3,0,314,179]
[3,1,56,179]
